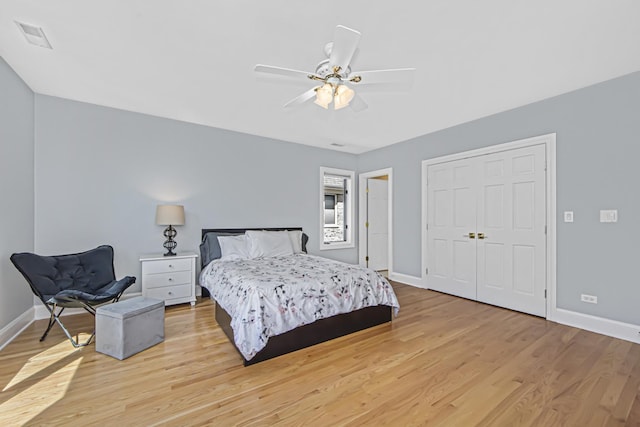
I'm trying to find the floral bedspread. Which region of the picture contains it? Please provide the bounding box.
[199,254,400,361]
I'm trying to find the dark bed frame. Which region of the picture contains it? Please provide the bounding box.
[200,228,393,366]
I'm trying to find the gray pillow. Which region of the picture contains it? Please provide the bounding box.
[200,232,242,267]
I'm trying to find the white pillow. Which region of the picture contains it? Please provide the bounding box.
[246,230,294,259]
[218,235,250,260]
[287,230,303,254]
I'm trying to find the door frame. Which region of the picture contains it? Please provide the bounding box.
[358,168,393,273]
[421,133,557,319]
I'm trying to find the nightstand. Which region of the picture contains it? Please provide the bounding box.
[139,252,198,307]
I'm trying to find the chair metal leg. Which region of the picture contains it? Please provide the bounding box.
[40,306,64,342]
[43,303,95,347]
[53,315,95,348]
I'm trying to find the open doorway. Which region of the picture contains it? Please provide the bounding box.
[359,168,393,277]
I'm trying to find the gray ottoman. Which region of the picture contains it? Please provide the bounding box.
[96,296,165,360]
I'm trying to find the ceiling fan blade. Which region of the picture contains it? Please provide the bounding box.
[284,87,317,108]
[349,93,368,112]
[329,25,361,73]
[255,64,315,79]
[350,68,416,85]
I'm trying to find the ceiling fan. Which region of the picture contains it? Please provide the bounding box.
[255,25,415,112]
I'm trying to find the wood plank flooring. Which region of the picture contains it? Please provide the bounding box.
[1,282,639,426]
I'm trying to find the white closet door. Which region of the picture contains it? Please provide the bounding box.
[426,143,547,317]
[367,178,388,271]
[476,144,546,316]
[426,158,478,300]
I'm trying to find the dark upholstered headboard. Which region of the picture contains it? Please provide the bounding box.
[199,228,308,269]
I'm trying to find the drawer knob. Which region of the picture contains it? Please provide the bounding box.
[168,291,173,295]
[168,264,173,268]
[168,277,173,281]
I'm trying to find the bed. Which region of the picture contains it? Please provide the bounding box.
[199,227,400,366]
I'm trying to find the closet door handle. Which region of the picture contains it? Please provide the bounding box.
[464,233,476,239]
[478,233,487,239]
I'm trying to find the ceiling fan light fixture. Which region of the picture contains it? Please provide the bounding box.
[333,97,348,110]
[314,98,330,109]
[315,83,333,109]
[334,84,355,110]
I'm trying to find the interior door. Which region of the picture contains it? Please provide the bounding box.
[426,143,547,317]
[426,158,478,300]
[476,144,546,316]
[367,177,388,271]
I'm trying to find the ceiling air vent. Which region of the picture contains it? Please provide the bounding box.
[15,21,52,49]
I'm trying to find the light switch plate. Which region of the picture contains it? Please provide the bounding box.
[600,210,618,223]
[564,211,574,223]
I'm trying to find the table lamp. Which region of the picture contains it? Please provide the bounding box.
[155,204,185,256]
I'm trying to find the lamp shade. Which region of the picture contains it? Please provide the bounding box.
[334,84,355,110]
[314,83,333,109]
[155,205,185,226]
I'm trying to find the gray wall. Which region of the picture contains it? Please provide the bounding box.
[358,71,640,325]
[0,57,35,330]
[6,64,639,330]
[34,95,358,293]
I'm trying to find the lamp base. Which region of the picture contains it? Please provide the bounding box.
[163,225,178,257]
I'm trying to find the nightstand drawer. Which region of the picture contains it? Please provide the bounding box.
[143,258,192,274]
[144,271,192,289]
[145,283,192,302]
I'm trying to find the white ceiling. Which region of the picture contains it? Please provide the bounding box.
[1,1,639,154]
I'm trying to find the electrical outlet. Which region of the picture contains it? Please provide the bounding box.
[581,294,598,304]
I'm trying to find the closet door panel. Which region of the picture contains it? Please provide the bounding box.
[426,158,477,300]
[476,144,546,316]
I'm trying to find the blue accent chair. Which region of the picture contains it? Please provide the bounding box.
[11,245,136,347]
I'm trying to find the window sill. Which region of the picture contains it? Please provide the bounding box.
[320,242,355,251]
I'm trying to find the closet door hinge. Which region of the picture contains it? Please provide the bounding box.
[544,289,547,299]
[425,268,429,276]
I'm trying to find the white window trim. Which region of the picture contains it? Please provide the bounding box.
[319,167,355,250]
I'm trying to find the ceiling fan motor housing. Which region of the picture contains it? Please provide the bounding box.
[315,59,351,79]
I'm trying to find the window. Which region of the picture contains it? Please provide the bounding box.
[324,194,338,226]
[320,167,354,249]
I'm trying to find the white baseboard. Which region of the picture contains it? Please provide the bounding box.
[0,307,35,351]
[551,308,640,344]
[34,291,143,320]
[34,304,82,320]
[388,272,424,288]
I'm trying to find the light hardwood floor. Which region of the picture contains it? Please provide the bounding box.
[1,283,639,426]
